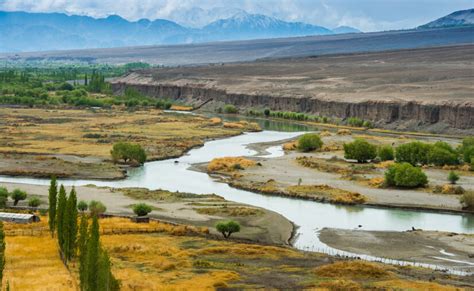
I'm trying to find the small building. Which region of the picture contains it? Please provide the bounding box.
[0,212,40,224]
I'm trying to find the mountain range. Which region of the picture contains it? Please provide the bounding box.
[0,10,360,52]
[419,8,474,29]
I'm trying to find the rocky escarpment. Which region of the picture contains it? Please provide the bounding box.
[111,81,473,134]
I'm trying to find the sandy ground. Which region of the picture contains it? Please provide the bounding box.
[0,182,292,245]
[320,228,474,272]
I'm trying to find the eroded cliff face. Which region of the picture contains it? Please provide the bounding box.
[111,81,473,134]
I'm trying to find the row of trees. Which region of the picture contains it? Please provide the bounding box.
[0,187,41,208]
[48,177,119,290]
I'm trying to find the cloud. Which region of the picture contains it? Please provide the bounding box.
[0,0,472,31]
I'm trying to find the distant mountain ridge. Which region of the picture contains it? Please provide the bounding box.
[0,10,360,52]
[419,8,474,29]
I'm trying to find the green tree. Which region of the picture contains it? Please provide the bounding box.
[297,133,323,152]
[0,221,5,286]
[448,171,460,185]
[10,189,27,206]
[97,248,120,291]
[57,185,67,250]
[378,145,394,161]
[0,187,8,209]
[48,176,58,235]
[28,197,41,208]
[223,104,238,114]
[110,142,147,164]
[65,187,78,260]
[89,200,107,216]
[216,220,241,238]
[78,215,89,290]
[133,203,152,217]
[395,142,432,165]
[78,200,88,212]
[427,142,459,166]
[343,139,377,163]
[86,215,100,290]
[385,163,428,188]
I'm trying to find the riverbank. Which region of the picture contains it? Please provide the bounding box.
[0,182,293,246]
[0,107,259,179]
[319,228,474,274]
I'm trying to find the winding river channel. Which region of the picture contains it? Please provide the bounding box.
[1,114,473,272]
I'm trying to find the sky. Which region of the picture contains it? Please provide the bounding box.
[0,0,472,31]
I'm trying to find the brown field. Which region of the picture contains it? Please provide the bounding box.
[0,107,258,178]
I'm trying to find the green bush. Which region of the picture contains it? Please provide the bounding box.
[89,200,107,216]
[297,133,323,152]
[395,142,432,165]
[133,203,152,217]
[460,191,474,210]
[78,200,88,212]
[378,145,394,161]
[215,220,241,238]
[0,187,8,208]
[462,146,474,164]
[110,142,147,164]
[384,163,428,188]
[264,109,271,116]
[427,142,459,166]
[346,117,364,127]
[343,139,377,163]
[223,104,238,114]
[448,171,460,184]
[11,189,27,206]
[28,197,41,207]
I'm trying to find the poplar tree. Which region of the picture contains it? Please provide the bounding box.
[86,214,100,290]
[48,176,58,236]
[0,221,5,286]
[65,187,78,260]
[78,214,89,290]
[56,185,67,253]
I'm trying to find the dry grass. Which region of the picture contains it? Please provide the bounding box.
[99,217,209,235]
[337,129,352,135]
[320,130,332,137]
[368,177,385,188]
[314,260,393,280]
[194,206,263,216]
[282,141,298,151]
[286,184,367,204]
[371,280,458,290]
[208,157,257,172]
[169,105,193,111]
[3,235,76,290]
[223,121,260,131]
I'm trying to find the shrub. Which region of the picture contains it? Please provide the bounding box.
[346,117,364,127]
[0,187,8,208]
[133,203,152,217]
[395,142,432,165]
[462,146,474,164]
[78,200,88,212]
[89,200,107,216]
[215,220,240,238]
[428,142,459,166]
[385,163,428,188]
[343,139,377,163]
[448,171,460,185]
[263,109,270,116]
[297,133,323,152]
[28,197,41,207]
[223,104,238,114]
[378,145,394,161]
[460,191,474,210]
[111,142,147,164]
[11,189,27,206]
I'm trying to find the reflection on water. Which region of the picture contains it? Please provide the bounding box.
[211,113,317,132]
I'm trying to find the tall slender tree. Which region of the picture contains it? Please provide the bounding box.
[86,214,100,290]
[48,176,58,236]
[65,187,78,260]
[78,214,89,290]
[0,221,5,286]
[56,185,67,252]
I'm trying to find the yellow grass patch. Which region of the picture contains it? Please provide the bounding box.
[337,129,352,135]
[372,280,457,290]
[320,130,332,137]
[223,121,260,131]
[287,185,367,204]
[170,105,193,111]
[375,160,395,169]
[195,206,263,216]
[282,141,298,151]
[314,261,393,280]
[99,217,208,235]
[209,117,222,125]
[3,236,76,290]
[208,157,257,172]
[368,177,385,188]
[317,279,361,289]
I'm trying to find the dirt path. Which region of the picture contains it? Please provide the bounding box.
[0,182,293,245]
[319,228,474,273]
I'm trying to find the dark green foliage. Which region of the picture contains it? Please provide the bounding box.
[59,82,74,91]
[215,220,241,238]
[86,215,100,290]
[48,177,58,234]
[223,104,238,114]
[448,171,460,184]
[89,200,107,216]
[462,146,474,164]
[263,109,270,116]
[56,185,67,249]
[343,139,377,163]
[0,221,5,285]
[378,145,394,161]
[78,200,88,212]
[133,203,152,217]
[0,187,8,209]
[87,70,108,93]
[395,142,432,165]
[297,133,323,152]
[110,142,147,164]
[28,197,41,207]
[385,162,428,188]
[97,248,121,291]
[346,117,364,127]
[64,187,78,260]
[10,189,27,206]
[427,142,459,166]
[78,215,89,290]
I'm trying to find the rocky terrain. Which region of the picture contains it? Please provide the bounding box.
[111,45,474,133]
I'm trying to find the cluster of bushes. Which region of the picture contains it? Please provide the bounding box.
[346,117,374,128]
[110,142,147,165]
[395,141,469,166]
[385,163,428,188]
[246,109,333,124]
[0,187,41,208]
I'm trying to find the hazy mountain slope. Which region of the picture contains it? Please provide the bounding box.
[419,8,474,29]
[332,26,361,34]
